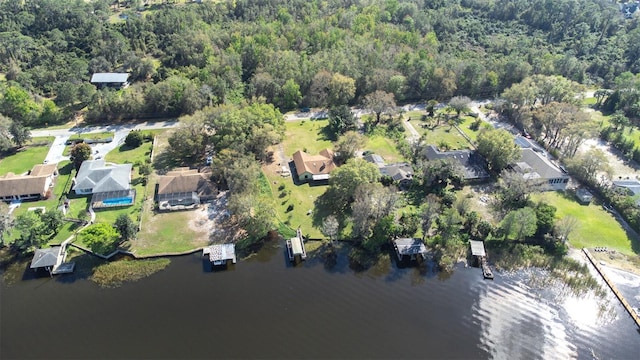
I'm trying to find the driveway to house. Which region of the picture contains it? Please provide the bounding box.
[33,120,179,164]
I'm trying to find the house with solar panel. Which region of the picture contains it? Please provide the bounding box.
[72,159,134,208]
[90,72,130,89]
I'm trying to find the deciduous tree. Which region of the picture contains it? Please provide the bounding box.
[476,128,519,172]
[81,223,120,255]
[115,214,137,242]
[334,131,366,165]
[362,90,396,124]
[70,142,92,170]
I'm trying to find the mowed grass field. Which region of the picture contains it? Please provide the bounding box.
[282,120,333,157]
[533,191,638,256]
[0,137,53,175]
[364,135,404,163]
[409,120,473,150]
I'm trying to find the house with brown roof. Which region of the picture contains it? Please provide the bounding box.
[0,164,58,202]
[156,167,216,211]
[292,149,336,183]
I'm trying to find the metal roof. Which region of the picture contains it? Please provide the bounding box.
[90,73,129,83]
[469,240,486,257]
[393,238,427,256]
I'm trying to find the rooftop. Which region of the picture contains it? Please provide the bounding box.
[90,73,129,83]
[393,238,427,257]
[292,149,336,177]
[203,244,237,265]
[73,159,132,193]
[157,168,215,197]
[469,240,486,257]
[423,145,489,180]
[517,148,567,180]
[30,247,61,269]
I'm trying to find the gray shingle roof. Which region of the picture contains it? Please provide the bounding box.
[518,148,566,180]
[380,163,413,181]
[30,247,60,269]
[423,145,489,180]
[90,73,129,83]
[612,179,640,196]
[73,159,131,193]
[363,154,385,167]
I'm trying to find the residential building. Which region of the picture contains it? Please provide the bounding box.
[156,167,216,211]
[423,145,490,180]
[73,159,134,208]
[292,149,336,183]
[512,148,569,191]
[363,154,414,190]
[90,72,130,89]
[0,163,58,202]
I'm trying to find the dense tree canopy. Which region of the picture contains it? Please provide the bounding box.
[0,0,636,129]
[476,128,519,172]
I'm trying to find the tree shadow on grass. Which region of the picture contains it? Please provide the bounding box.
[318,123,336,142]
[152,150,182,175]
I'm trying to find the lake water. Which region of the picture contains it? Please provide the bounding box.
[2,243,639,359]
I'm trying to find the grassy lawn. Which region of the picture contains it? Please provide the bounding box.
[133,208,207,256]
[262,169,326,239]
[409,119,473,150]
[457,116,491,143]
[0,137,53,175]
[364,135,404,163]
[68,132,114,141]
[582,97,597,106]
[282,120,333,157]
[533,191,638,256]
[105,131,158,165]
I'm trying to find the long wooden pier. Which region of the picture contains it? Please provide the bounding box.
[583,248,640,329]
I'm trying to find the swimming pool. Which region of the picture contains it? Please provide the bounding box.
[102,197,134,206]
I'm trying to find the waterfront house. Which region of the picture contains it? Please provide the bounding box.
[0,163,58,202]
[423,145,490,181]
[393,238,428,261]
[90,73,130,89]
[292,149,336,183]
[512,148,569,191]
[156,167,216,211]
[380,163,414,190]
[363,154,414,190]
[73,159,134,208]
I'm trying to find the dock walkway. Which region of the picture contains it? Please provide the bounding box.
[583,248,640,329]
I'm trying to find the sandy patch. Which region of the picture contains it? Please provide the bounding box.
[187,191,245,244]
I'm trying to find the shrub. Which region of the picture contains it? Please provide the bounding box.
[125,130,144,148]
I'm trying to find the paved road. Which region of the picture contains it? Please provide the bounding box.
[34,120,179,164]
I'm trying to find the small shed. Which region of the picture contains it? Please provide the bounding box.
[576,188,594,204]
[203,244,237,266]
[90,73,130,88]
[393,238,427,261]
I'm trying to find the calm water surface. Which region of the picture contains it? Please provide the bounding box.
[2,243,639,359]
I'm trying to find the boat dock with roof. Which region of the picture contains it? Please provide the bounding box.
[203,244,236,266]
[30,243,75,277]
[393,238,428,261]
[286,228,307,262]
[469,240,493,280]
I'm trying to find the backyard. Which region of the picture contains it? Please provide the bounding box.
[533,191,638,256]
[282,120,333,157]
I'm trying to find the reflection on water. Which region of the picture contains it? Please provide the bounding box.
[2,244,639,359]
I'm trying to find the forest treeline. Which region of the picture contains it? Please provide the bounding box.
[0,0,638,127]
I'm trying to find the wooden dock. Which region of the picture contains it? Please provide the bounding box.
[287,228,307,262]
[583,248,640,329]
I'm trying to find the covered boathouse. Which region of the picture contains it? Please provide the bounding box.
[30,246,75,276]
[469,240,493,279]
[203,244,236,266]
[286,228,307,262]
[393,238,428,261]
